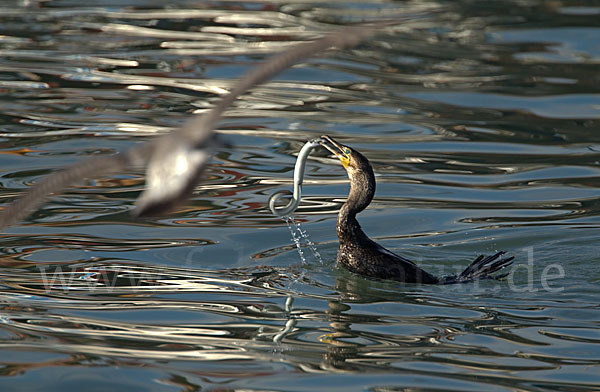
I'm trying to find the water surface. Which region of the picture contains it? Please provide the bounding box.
[1,1,599,391]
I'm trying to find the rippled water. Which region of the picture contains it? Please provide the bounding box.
[1,1,599,391]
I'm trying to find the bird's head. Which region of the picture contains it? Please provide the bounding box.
[319,134,376,214]
[320,135,370,173]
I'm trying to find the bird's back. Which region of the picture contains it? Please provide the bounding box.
[336,227,439,284]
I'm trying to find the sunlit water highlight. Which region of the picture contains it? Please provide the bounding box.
[0,1,600,391]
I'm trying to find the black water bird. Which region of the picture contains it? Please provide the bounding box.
[320,135,513,284]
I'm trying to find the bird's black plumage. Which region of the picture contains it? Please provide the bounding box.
[320,135,513,284]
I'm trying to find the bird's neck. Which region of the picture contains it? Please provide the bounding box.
[336,168,375,242]
[336,203,362,242]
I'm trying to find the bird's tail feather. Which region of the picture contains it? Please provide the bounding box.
[440,251,514,284]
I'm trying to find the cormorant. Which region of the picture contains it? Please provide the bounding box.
[320,135,513,284]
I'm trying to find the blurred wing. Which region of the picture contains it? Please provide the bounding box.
[133,22,385,217]
[0,21,394,229]
[133,134,222,217]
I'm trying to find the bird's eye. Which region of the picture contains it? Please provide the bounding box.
[345,148,350,155]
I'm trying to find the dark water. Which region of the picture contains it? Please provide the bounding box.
[1,1,599,391]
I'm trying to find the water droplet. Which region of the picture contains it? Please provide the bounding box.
[283,216,322,264]
[293,220,322,263]
[284,216,306,263]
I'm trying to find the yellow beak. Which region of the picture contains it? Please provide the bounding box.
[320,135,350,168]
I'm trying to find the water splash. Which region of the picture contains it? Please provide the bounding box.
[283,216,322,264]
[284,216,306,263]
[293,218,322,263]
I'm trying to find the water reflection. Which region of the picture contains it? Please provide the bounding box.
[1,0,600,390]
